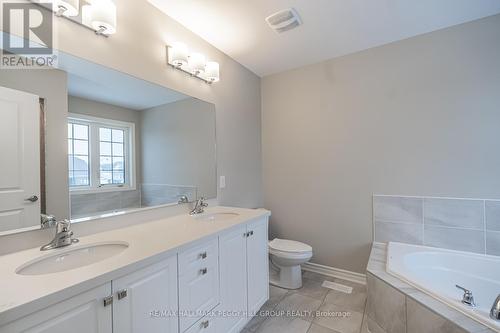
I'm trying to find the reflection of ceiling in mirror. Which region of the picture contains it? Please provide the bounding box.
[58,52,189,110]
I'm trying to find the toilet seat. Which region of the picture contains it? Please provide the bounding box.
[268,238,312,255]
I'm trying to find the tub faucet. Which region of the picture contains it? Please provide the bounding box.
[456,285,475,307]
[40,220,79,251]
[190,197,208,215]
[491,295,500,321]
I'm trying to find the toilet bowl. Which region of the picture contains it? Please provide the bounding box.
[268,238,313,289]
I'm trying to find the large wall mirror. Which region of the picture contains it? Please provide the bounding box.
[0,52,216,235]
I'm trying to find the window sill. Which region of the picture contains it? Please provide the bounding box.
[70,185,137,195]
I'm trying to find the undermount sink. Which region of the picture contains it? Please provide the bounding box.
[16,241,129,276]
[195,212,240,222]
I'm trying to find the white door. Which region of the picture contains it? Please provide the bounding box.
[0,283,112,333]
[247,218,270,315]
[0,86,40,232]
[217,225,248,333]
[112,256,178,333]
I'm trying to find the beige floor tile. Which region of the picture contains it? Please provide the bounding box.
[255,316,311,333]
[275,293,323,322]
[290,278,330,301]
[323,290,367,312]
[313,303,364,333]
[307,323,342,333]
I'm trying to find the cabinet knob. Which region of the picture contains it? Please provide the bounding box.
[201,320,209,329]
[200,268,208,275]
[249,230,254,236]
[103,295,113,307]
[199,252,207,259]
[117,289,128,300]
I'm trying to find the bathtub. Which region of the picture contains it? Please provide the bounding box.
[386,242,500,332]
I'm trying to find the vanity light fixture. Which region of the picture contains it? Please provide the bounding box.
[31,0,117,36]
[167,43,220,84]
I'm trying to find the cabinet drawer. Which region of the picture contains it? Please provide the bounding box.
[178,237,218,274]
[184,315,217,333]
[179,238,220,331]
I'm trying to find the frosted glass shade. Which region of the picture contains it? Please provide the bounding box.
[205,61,220,82]
[189,52,206,74]
[91,0,117,34]
[170,42,188,67]
[54,0,79,17]
[81,4,92,27]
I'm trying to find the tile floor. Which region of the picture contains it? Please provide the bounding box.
[242,271,369,333]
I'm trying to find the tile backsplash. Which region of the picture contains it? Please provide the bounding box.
[70,184,197,219]
[373,195,500,256]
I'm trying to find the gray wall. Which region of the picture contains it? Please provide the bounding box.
[262,15,500,273]
[141,98,216,199]
[0,69,69,220]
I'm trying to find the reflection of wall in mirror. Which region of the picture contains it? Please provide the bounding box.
[141,98,217,200]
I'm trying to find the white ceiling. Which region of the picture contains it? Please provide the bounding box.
[58,52,188,110]
[148,0,500,77]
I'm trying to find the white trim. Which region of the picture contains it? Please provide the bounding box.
[67,113,136,193]
[302,262,366,285]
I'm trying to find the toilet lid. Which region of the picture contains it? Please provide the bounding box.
[268,238,312,253]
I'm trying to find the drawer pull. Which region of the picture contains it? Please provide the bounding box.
[201,320,209,329]
[199,252,207,259]
[249,230,254,236]
[117,289,128,300]
[103,295,113,307]
[200,268,208,275]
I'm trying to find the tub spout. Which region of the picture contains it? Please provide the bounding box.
[491,295,500,321]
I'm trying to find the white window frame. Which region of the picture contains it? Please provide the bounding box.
[68,113,136,194]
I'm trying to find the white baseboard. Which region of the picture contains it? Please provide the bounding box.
[302,262,366,285]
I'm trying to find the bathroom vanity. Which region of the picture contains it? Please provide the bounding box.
[0,207,270,333]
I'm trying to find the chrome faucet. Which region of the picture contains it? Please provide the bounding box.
[40,220,79,251]
[491,295,500,321]
[456,285,475,307]
[190,197,208,215]
[178,195,189,204]
[40,214,57,229]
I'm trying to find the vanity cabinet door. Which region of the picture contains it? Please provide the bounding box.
[112,256,178,333]
[217,225,248,333]
[0,283,112,333]
[246,217,269,315]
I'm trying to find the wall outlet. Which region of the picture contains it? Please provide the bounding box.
[219,176,226,189]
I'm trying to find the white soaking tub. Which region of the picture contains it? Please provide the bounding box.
[387,242,500,332]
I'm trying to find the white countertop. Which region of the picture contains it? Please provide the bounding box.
[0,206,270,325]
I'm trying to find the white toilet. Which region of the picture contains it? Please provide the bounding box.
[268,238,313,289]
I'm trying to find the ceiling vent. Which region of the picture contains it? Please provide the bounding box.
[265,8,302,34]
